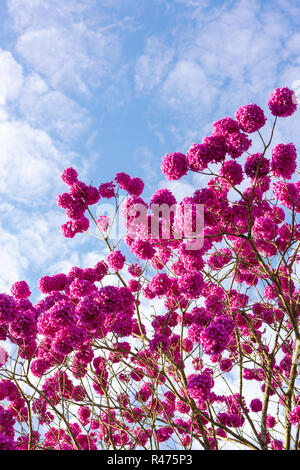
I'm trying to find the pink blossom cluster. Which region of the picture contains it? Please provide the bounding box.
[271,143,297,180]
[0,87,299,451]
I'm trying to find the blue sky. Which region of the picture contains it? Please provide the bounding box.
[1,0,300,297]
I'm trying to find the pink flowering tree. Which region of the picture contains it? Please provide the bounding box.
[0,87,300,451]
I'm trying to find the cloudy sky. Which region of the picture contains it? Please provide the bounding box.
[1,0,300,296]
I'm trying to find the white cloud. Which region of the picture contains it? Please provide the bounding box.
[0,206,106,293]
[0,120,62,203]
[47,253,81,276]
[7,0,100,32]
[162,60,218,110]
[0,49,23,105]
[83,250,106,268]
[17,27,100,93]
[135,37,174,93]
[0,224,29,292]
[9,0,121,95]
[172,0,210,6]
[134,146,160,186]
[159,178,196,201]
[21,72,48,95]
[16,212,66,270]
[134,0,300,148]
[19,74,90,140]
